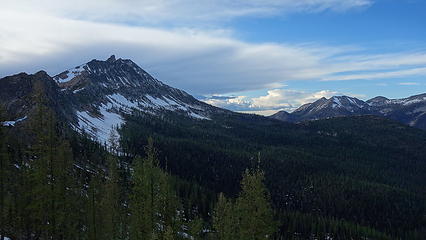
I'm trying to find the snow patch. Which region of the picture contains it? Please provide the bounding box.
[73,88,85,94]
[332,97,343,108]
[74,92,210,144]
[146,95,171,107]
[107,93,139,112]
[145,95,210,119]
[55,64,87,83]
[388,96,426,106]
[75,106,124,144]
[402,97,426,106]
[1,116,28,127]
[189,111,210,120]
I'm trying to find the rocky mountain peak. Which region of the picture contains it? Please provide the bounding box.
[53,56,164,93]
[1,55,221,144]
[106,54,116,63]
[50,56,217,143]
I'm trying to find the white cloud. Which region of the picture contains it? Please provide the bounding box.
[204,89,348,114]
[0,8,350,94]
[3,0,373,25]
[398,82,420,86]
[323,67,426,81]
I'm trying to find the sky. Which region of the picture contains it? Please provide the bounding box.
[1,0,426,115]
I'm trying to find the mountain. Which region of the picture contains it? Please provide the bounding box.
[286,96,371,121]
[1,55,228,143]
[367,93,426,129]
[56,55,231,142]
[271,94,426,130]
[0,70,74,127]
[1,56,426,239]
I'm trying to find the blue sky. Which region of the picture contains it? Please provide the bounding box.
[1,0,425,115]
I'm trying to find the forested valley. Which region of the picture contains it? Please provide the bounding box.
[1,85,426,240]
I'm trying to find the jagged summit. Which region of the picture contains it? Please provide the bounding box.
[53,55,161,90]
[106,54,116,62]
[51,55,221,142]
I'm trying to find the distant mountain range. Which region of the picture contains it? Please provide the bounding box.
[271,94,426,130]
[2,55,425,141]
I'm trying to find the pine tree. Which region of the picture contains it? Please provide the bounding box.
[129,138,162,240]
[13,148,34,240]
[26,81,60,239]
[235,168,276,240]
[87,174,104,240]
[101,152,126,240]
[130,138,181,240]
[55,141,81,240]
[214,168,277,240]
[188,217,204,240]
[213,193,238,240]
[28,111,56,238]
[129,155,145,240]
[0,106,9,240]
[157,168,182,239]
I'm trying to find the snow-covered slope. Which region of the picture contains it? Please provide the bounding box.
[53,55,217,143]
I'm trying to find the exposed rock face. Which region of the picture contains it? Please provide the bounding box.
[0,70,73,126]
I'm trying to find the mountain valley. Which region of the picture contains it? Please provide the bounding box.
[1,56,426,240]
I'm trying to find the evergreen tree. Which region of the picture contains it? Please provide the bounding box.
[28,109,57,239]
[24,81,59,239]
[0,106,9,240]
[214,168,276,240]
[129,138,181,240]
[87,174,104,240]
[101,152,126,240]
[236,168,276,240]
[188,217,204,240]
[129,154,155,240]
[213,193,238,240]
[55,141,81,240]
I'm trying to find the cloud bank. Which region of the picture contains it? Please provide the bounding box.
[2,8,426,95]
[204,89,346,114]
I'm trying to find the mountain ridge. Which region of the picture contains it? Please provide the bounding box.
[0,55,232,143]
[271,93,426,130]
